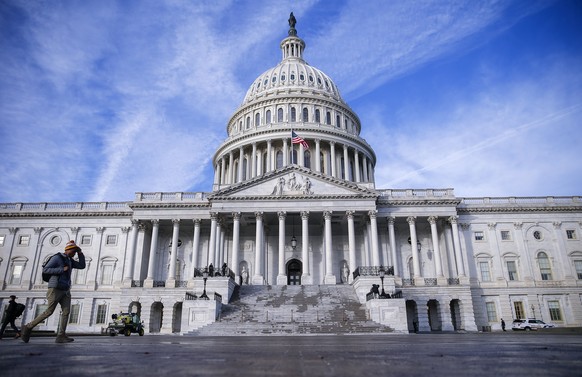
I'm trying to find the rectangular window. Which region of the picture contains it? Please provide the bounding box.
[106,235,117,245]
[474,231,484,241]
[500,230,511,241]
[548,301,562,321]
[18,235,30,246]
[507,261,518,281]
[81,235,92,245]
[10,265,23,284]
[514,301,525,319]
[486,302,497,322]
[575,260,582,280]
[0,235,5,246]
[96,304,108,325]
[479,262,491,282]
[69,304,80,324]
[101,265,114,285]
[566,230,576,240]
[34,304,49,324]
[74,268,87,285]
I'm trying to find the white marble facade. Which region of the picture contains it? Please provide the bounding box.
[1,18,581,334]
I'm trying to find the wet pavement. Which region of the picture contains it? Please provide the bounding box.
[1,332,581,376]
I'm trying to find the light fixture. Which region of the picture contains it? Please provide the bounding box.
[417,241,421,253]
[290,214,297,250]
[200,267,209,300]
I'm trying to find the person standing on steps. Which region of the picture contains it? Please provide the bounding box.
[0,295,21,339]
[21,240,85,344]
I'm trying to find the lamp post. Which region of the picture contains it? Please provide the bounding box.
[290,214,297,250]
[200,267,209,300]
[379,265,388,298]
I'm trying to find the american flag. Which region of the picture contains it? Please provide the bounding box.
[291,131,309,149]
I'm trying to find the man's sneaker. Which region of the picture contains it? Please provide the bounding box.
[55,335,74,343]
[21,326,31,343]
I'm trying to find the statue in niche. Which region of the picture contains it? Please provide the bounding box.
[240,265,249,285]
[341,263,349,284]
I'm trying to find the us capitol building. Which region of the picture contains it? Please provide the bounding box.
[1,15,581,335]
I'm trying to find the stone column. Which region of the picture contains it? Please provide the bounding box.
[266,140,272,172]
[407,216,422,279]
[369,210,380,266]
[144,219,159,287]
[191,219,201,279]
[251,142,257,178]
[252,212,264,284]
[387,216,398,277]
[428,216,444,278]
[343,144,349,180]
[238,147,244,183]
[315,139,321,173]
[207,213,217,267]
[368,160,374,183]
[228,151,234,184]
[330,141,336,178]
[123,219,140,287]
[362,155,369,182]
[283,139,289,166]
[354,149,361,182]
[299,143,305,166]
[440,301,455,331]
[167,219,180,284]
[219,156,225,186]
[448,216,466,277]
[232,213,241,283]
[277,211,287,285]
[347,211,356,283]
[301,211,312,284]
[324,211,336,284]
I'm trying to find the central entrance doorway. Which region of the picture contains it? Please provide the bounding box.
[286,259,302,285]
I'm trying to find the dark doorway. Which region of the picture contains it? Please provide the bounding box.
[286,259,302,285]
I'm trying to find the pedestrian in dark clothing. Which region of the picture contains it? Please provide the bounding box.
[0,295,21,339]
[21,240,85,344]
[501,318,506,331]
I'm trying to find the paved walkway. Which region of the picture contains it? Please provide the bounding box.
[1,332,581,376]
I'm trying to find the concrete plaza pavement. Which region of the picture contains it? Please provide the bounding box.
[1,331,581,377]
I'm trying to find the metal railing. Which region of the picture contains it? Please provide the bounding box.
[447,278,460,285]
[366,290,403,301]
[352,266,394,279]
[402,278,415,287]
[424,278,437,286]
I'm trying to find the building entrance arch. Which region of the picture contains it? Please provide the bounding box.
[286,259,302,285]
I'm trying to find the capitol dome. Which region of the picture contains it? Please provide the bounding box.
[213,13,376,192]
[242,37,344,104]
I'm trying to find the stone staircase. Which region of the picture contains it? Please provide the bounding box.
[185,284,395,336]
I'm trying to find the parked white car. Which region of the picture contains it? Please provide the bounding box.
[512,319,555,331]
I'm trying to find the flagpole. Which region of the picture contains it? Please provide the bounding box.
[291,129,294,165]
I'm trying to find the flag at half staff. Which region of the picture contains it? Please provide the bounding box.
[291,131,309,149]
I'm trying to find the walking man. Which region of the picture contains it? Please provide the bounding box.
[501,318,506,332]
[21,240,85,343]
[0,295,21,339]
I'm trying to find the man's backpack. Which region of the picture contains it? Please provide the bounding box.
[14,303,25,318]
[41,253,66,282]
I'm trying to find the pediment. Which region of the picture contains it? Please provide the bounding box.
[209,166,376,200]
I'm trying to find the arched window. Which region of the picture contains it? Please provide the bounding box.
[239,120,242,132]
[255,113,260,127]
[242,157,248,180]
[315,109,321,123]
[304,150,311,169]
[336,115,341,127]
[290,149,297,165]
[291,107,296,122]
[246,116,251,129]
[276,150,283,168]
[233,161,239,182]
[340,157,345,179]
[277,108,284,122]
[302,108,309,122]
[538,252,553,280]
[326,111,331,125]
[262,151,268,173]
[266,110,272,124]
[320,152,326,175]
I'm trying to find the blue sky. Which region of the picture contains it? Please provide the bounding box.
[1,0,581,203]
